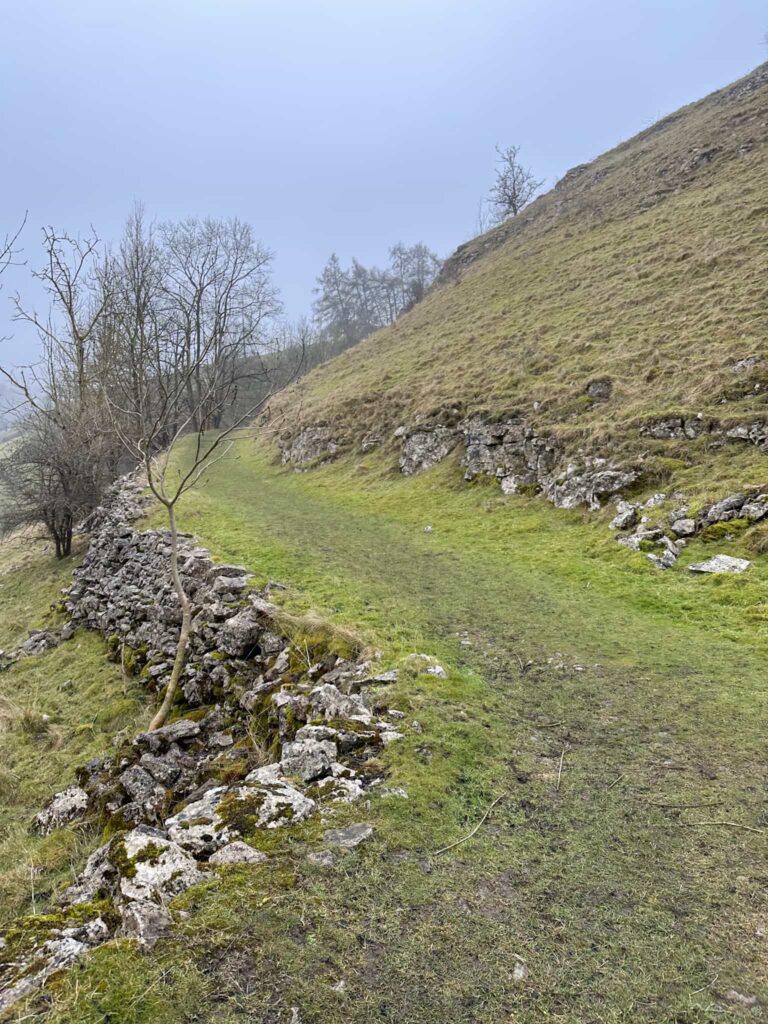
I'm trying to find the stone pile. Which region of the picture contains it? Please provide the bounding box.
[0,475,406,1014]
[609,488,767,570]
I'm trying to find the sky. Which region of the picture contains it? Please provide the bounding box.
[0,0,766,363]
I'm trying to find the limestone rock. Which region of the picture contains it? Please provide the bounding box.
[310,684,372,724]
[281,736,337,781]
[323,822,374,849]
[34,786,89,834]
[219,608,262,658]
[585,378,612,401]
[119,828,205,903]
[119,901,173,946]
[689,554,751,574]
[399,427,457,476]
[647,550,676,570]
[209,841,268,866]
[135,718,200,753]
[609,502,638,530]
[671,518,696,537]
[742,499,768,522]
[280,426,339,466]
[165,786,233,855]
[699,493,746,526]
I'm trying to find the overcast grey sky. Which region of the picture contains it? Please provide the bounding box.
[1,0,766,362]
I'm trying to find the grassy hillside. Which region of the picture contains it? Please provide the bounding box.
[271,62,768,497]
[0,532,148,931]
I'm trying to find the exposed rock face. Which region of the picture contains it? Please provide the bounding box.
[699,493,747,526]
[279,426,340,466]
[280,411,641,511]
[641,415,768,449]
[585,378,612,402]
[0,475,405,1012]
[461,416,638,510]
[399,427,457,475]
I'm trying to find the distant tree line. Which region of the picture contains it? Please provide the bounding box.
[313,242,442,351]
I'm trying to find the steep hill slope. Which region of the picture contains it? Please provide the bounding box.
[272,62,768,506]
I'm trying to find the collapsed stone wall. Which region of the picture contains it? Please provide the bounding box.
[0,476,414,1015]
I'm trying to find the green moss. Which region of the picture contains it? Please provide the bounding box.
[216,791,266,835]
[106,837,137,878]
[700,517,749,542]
[2,900,117,963]
[133,841,166,865]
[122,643,148,676]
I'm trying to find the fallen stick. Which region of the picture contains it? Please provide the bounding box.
[433,793,507,856]
[556,746,568,791]
[678,820,764,835]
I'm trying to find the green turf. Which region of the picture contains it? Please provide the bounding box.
[0,533,150,933]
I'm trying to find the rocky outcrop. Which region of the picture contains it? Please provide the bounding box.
[279,426,340,466]
[280,412,642,511]
[420,415,640,510]
[641,415,768,449]
[0,476,412,1013]
[399,427,457,476]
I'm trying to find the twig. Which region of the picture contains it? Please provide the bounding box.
[648,800,725,810]
[433,793,507,856]
[607,773,625,790]
[556,746,568,791]
[678,820,764,835]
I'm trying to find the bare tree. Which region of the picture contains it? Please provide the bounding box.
[486,144,543,223]
[102,213,295,729]
[0,215,26,283]
[106,329,303,730]
[159,217,281,431]
[0,227,118,554]
[0,404,108,556]
[3,227,111,415]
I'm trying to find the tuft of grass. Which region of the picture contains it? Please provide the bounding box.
[0,541,150,931]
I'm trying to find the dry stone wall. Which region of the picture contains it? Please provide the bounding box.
[0,476,411,1015]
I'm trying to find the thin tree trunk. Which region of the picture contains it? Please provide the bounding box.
[148,501,192,731]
